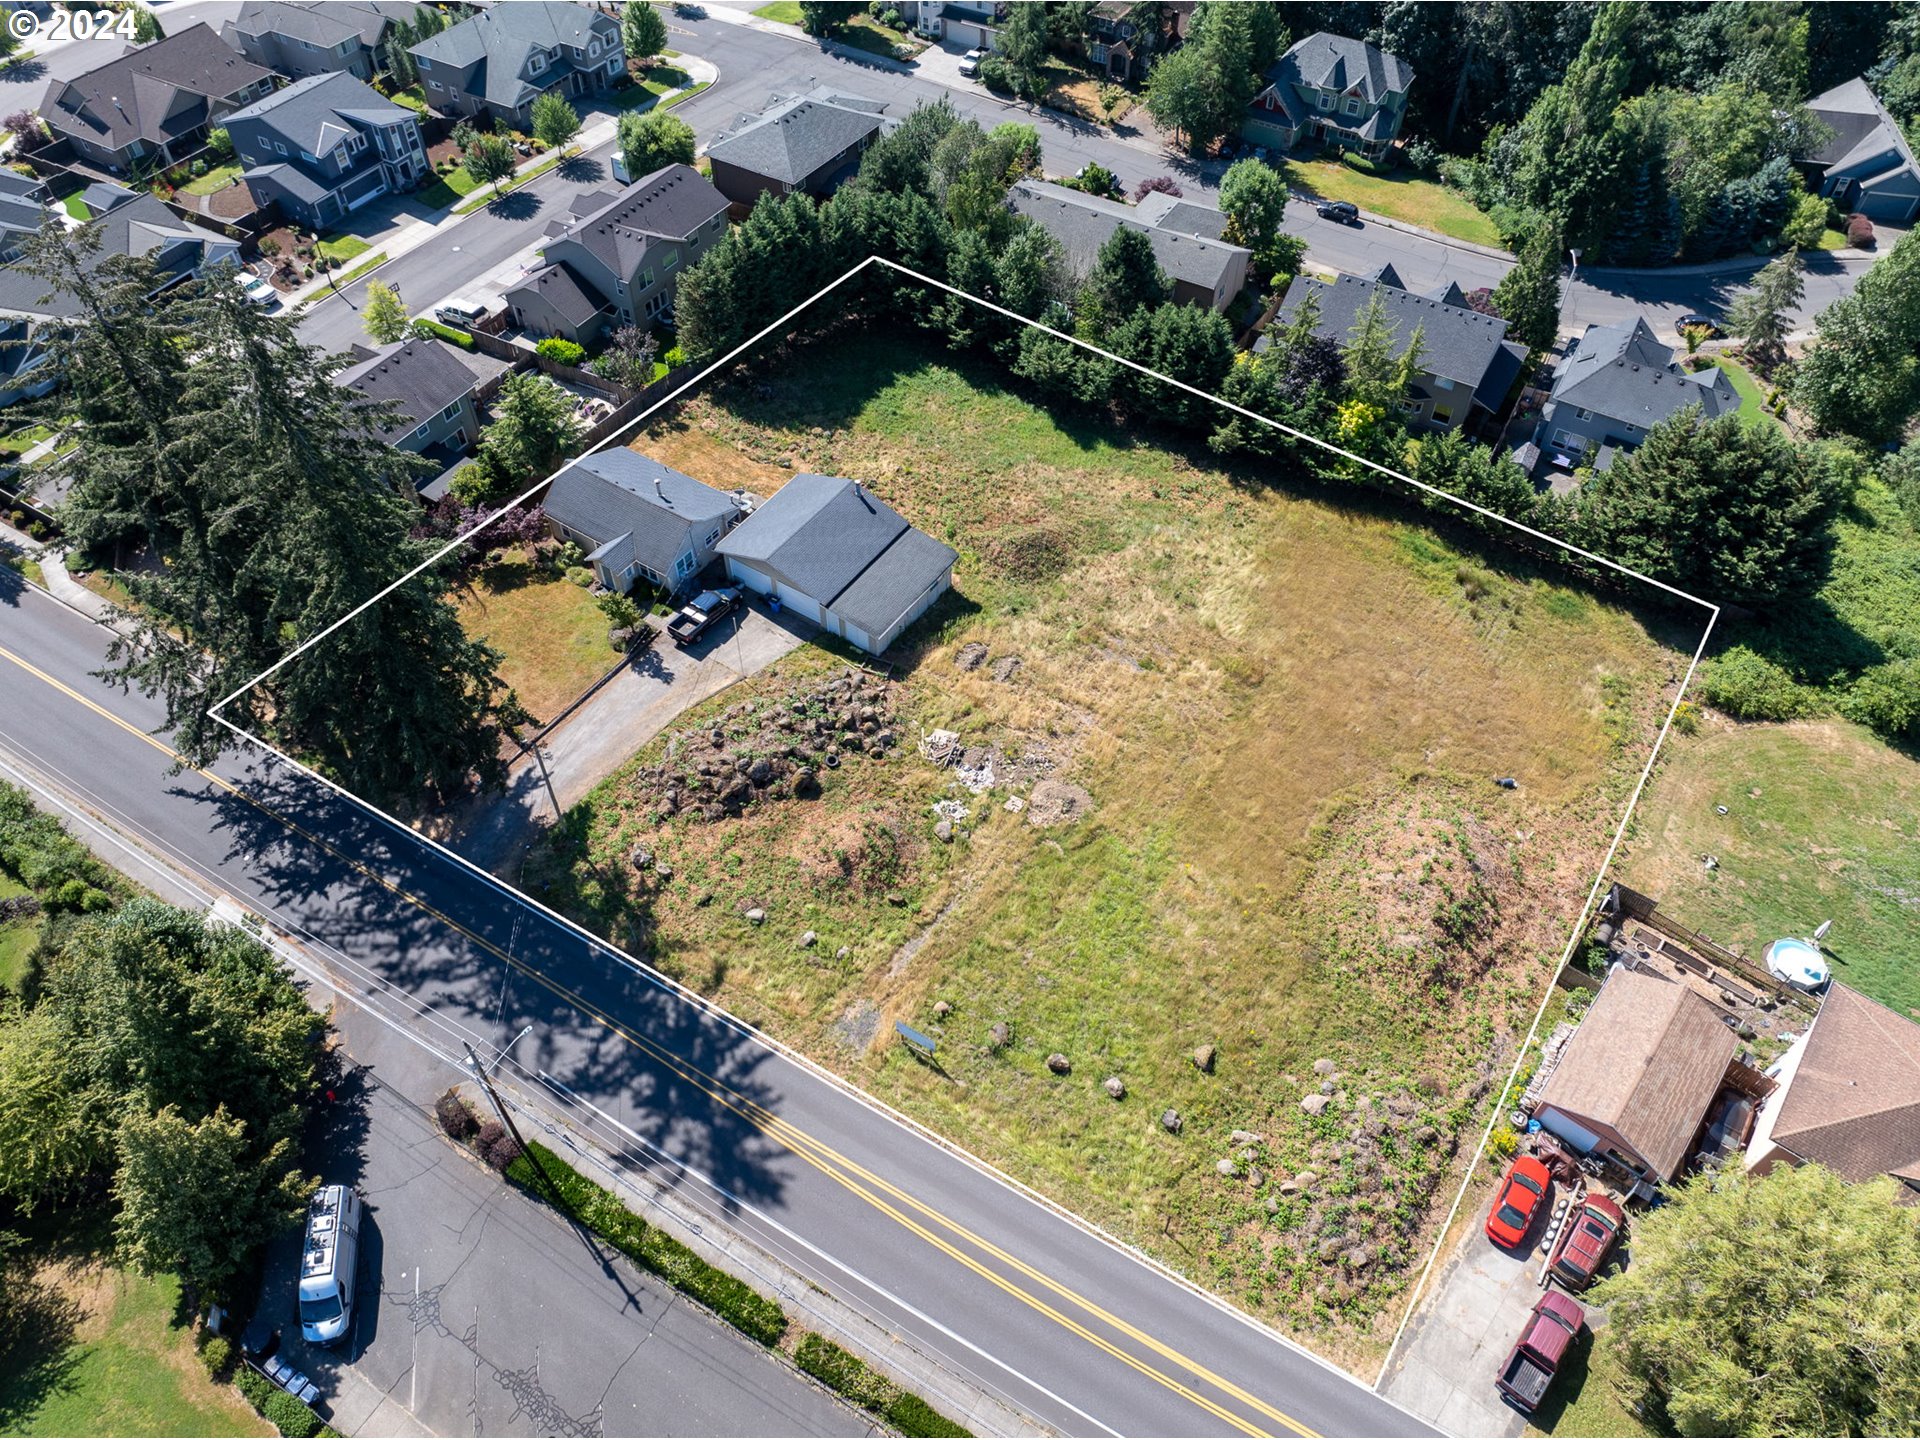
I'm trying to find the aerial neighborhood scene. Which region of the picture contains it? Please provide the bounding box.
[1,1,1918,1439]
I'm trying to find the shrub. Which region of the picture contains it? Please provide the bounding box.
[887,1392,972,1438]
[506,1141,789,1345]
[482,1130,523,1172]
[200,1333,234,1378]
[1132,175,1183,201]
[1487,1124,1519,1162]
[1698,646,1814,721]
[474,1119,507,1155]
[207,127,234,161]
[262,1389,324,1438]
[1339,149,1385,175]
[1846,212,1875,247]
[662,345,686,369]
[236,1367,274,1409]
[408,317,476,350]
[1840,657,1920,739]
[535,337,585,365]
[435,1089,476,1140]
[1403,137,1440,175]
[977,56,1013,93]
[564,565,594,587]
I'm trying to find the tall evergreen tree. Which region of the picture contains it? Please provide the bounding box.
[1725,250,1804,374]
[1076,227,1167,339]
[1491,225,1563,361]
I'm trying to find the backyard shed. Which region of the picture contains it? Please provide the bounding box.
[716,474,955,654]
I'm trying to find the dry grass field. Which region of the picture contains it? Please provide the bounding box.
[521,326,1689,1360]
[455,550,619,727]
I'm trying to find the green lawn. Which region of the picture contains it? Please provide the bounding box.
[414,165,484,211]
[315,233,371,265]
[0,1261,267,1437]
[456,553,621,727]
[751,1,802,21]
[453,153,563,216]
[387,84,427,113]
[1528,1329,1654,1438]
[60,193,89,221]
[1706,356,1783,431]
[179,162,242,196]
[333,251,388,285]
[1812,226,1850,251]
[0,872,34,992]
[0,423,54,457]
[1283,157,1504,249]
[1622,717,1920,1019]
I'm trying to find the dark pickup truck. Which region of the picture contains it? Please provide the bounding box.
[666,588,739,646]
[1496,1291,1586,1412]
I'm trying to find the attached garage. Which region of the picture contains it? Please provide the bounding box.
[718,474,956,656]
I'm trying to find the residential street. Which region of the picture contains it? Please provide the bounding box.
[0,576,1431,1439]
[293,8,1881,358]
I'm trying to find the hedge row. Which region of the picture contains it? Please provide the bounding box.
[0,781,118,910]
[408,317,476,350]
[794,1333,971,1437]
[506,1141,789,1345]
[234,1364,336,1439]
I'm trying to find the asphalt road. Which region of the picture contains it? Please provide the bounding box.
[0,578,1430,1438]
[255,997,868,1437]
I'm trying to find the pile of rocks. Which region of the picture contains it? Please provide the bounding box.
[625,669,899,824]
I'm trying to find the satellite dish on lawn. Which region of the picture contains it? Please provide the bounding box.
[1812,919,1833,943]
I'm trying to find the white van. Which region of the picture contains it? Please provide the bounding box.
[297,1185,361,1347]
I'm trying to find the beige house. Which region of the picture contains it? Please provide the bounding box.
[1746,983,1920,1200]
[1534,969,1738,1187]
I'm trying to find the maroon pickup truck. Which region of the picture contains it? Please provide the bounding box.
[1496,1291,1586,1412]
[1551,1193,1626,1291]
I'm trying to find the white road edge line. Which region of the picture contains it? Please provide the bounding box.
[176,252,1718,1417]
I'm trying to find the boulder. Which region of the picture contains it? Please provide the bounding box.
[748,757,775,786]
[1344,1246,1373,1269]
[1046,1052,1072,1075]
[835,946,851,961]
[1414,1124,1438,1144]
[745,907,766,926]
[1216,1159,1238,1178]
[989,1021,1010,1051]
[1294,1170,1317,1190]
[655,865,673,883]
[1192,1043,1217,1073]
[1299,1093,1331,1117]
[1103,1076,1126,1100]
[933,1000,952,1018]
[1161,1109,1183,1135]
[1312,1058,1337,1077]
[1278,1181,1299,1197]
[934,820,954,844]
[797,930,817,949]
[955,642,989,672]
[1230,1129,1262,1147]
[1246,1167,1263,1187]
[628,845,653,870]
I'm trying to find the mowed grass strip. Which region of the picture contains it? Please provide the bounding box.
[455,552,618,727]
[0,1260,268,1438]
[532,329,1680,1359]
[1620,716,1920,1018]
[1283,157,1503,249]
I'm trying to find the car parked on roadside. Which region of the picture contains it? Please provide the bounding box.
[434,300,488,329]
[958,48,984,77]
[1485,1154,1552,1248]
[1677,312,1723,338]
[1550,1192,1626,1290]
[1316,199,1360,224]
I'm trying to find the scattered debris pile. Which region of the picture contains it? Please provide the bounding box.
[623,668,898,823]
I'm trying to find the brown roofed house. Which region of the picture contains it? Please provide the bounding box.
[1534,968,1738,1184]
[1747,983,1920,1200]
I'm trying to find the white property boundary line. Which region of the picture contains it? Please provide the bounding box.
[196,254,1720,1416]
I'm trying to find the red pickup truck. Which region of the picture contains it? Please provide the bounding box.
[1496,1291,1586,1412]
[1550,1193,1626,1290]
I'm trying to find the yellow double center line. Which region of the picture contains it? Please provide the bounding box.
[0,639,1318,1439]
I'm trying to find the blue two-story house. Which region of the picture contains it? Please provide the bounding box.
[225,71,427,229]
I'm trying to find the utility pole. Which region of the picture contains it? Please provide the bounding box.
[464,1037,534,1161]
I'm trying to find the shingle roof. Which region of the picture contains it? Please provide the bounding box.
[226,70,412,155]
[545,449,734,578]
[1275,271,1524,408]
[1550,317,1739,428]
[707,88,887,187]
[1537,969,1736,1180]
[718,473,955,637]
[0,191,238,319]
[42,23,276,153]
[549,163,728,280]
[504,260,605,327]
[335,336,478,439]
[411,2,616,111]
[1266,31,1413,102]
[225,0,408,50]
[1009,179,1249,293]
[1769,983,1920,1187]
[1133,190,1229,242]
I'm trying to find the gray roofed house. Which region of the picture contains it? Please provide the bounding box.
[410,1,622,129]
[1800,76,1920,224]
[1274,269,1527,433]
[0,173,53,262]
[503,163,728,343]
[1009,178,1251,313]
[706,88,888,209]
[718,473,956,654]
[335,335,498,466]
[544,449,742,594]
[40,22,279,172]
[1243,31,1413,160]
[225,71,428,229]
[223,0,420,81]
[1527,317,1739,478]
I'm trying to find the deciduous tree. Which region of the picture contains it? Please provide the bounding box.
[531,92,581,155]
[463,131,516,196]
[617,110,695,179]
[621,0,666,62]
[1218,158,1288,273]
[1594,1164,1920,1437]
[361,279,410,344]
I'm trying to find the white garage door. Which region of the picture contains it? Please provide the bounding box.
[774,582,822,624]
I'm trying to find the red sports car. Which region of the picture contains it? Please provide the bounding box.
[1486,1155,1553,1248]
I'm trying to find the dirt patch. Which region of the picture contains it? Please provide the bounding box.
[830,997,883,1052]
[1025,778,1093,827]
